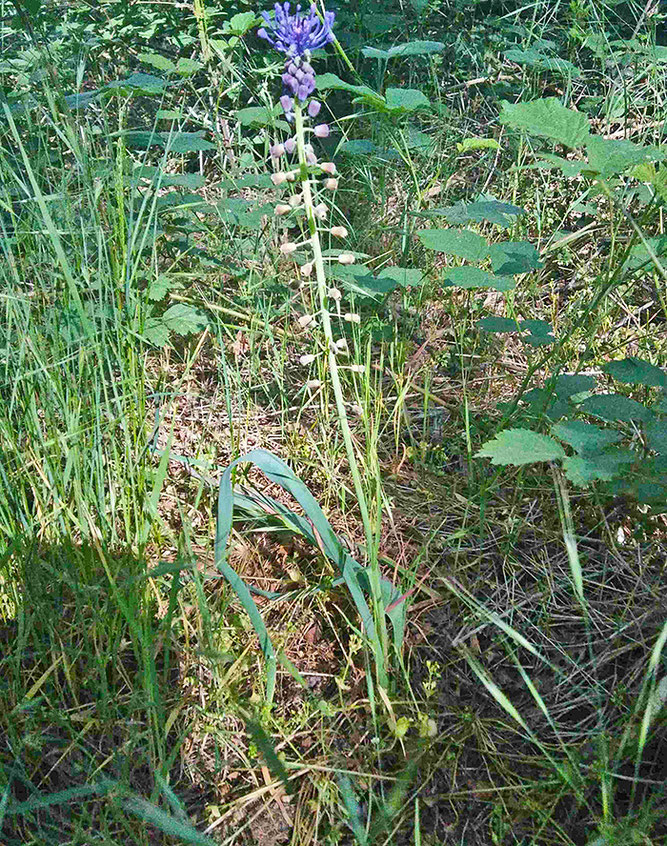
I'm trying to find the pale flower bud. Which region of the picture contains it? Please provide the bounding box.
[338,253,355,265]
[279,242,298,255]
[334,338,348,353]
[270,143,285,158]
[274,204,291,216]
[426,183,442,197]
[299,354,316,365]
[325,178,339,190]
[349,403,363,416]
[306,149,318,164]
[314,203,328,220]
[286,170,298,181]
[306,379,322,390]
[327,287,342,301]
[320,162,336,175]
[284,138,296,154]
[298,313,315,328]
[288,193,303,207]
[349,364,365,374]
[344,313,361,324]
[308,100,321,118]
[271,172,288,186]
[313,124,330,138]
[330,226,348,238]
[300,262,313,277]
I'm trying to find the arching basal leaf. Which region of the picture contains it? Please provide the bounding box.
[388,40,445,57]
[476,429,565,465]
[603,357,667,389]
[443,267,515,291]
[499,97,590,149]
[579,394,653,423]
[417,228,489,261]
[551,420,622,454]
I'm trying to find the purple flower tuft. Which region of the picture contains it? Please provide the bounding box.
[258,3,335,58]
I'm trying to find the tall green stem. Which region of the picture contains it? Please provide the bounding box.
[293,103,389,683]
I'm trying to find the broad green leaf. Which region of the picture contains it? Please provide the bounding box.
[499,97,590,149]
[523,333,555,347]
[623,236,667,273]
[417,228,489,261]
[165,132,216,153]
[477,316,519,333]
[235,105,281,127]
[106,72,166,94]
[388,40,445,57]
[603,357,667,389]
[645,420,667,453]
[551,420,622,454]
[476,428,566,465]
[520,319,552,335]
[488,241,542,275]
[225,11,257,34]
[138,52,176,73]
[563,453,631,485]
[504,48,581,78]
[144,318,170,347]
[554,374,596,398]
[176,57,203,76]
[161,304,208,336]
[377,267,424,287]
[443,266,515,291]
[457,138,501,153]
[579,394,653,423]
[327,266,394,299]
[585,137,664,179]
[534,154,588,177]
[385,88,430,112]
[147,276,174,302]
[362,46,391,60]
[435,199,523,229]
[316,73,382,103]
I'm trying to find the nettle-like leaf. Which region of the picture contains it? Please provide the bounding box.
[623,236,667,273]
[477,316,519,333]
[387,40,445,58]
[499,97,590,149]
[579,393,654,423]
[488,241,543,275]
[554,373,596,398]
[316,73,384,105]
[504,48,582,78]
[384,88,430,112]
[147,276,177,302]
[476,429,565,465]
[563,450,635,485]
[443,267,514,291]
[138,52,176,73]
[521,319,555,346]
[551,420,622,455]
[417,228,489,261]
[161,304,208,336]
[603,357,667,389]
[585,137,664,179]
[533,154,589,177]
[645,420,667,453]
[144,318,171,347]
[432,199,524,229]
[377,267,424,287]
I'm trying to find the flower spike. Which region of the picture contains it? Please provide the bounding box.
[258,3,335,59]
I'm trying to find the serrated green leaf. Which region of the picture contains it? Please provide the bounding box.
[443,266,515,290]
[435,199,523,228]
[563,450,635,485]
[488,241,542,274]
[551,420,622,454]
[362,46,392,60]
[165,132,216,153]
[388,40,445,57]
[144,318,171,347]
[385,88,430,112]
[377,266,424,287]
[623,236,667,272]
[523,333,555,347]
[477,316,519,333]
[315,73,383,103]
[161,304,208,336]
[224,11,257,34]
[534,154,588,177]
[554,374,597,398]
[235,106,281,127]
[499,97,590,149]
[417,228,489,261]
[138,53,176,73]
[476,428,565,465]
[521,319,552,335]
[603,357,667,389]
[645,420,667,453]
[176,57,203,76]
[585,137,664,179]
[504,48,581,78]
[579,394,653,423]
[147,276,174,302]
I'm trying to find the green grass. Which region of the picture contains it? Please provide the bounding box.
[1,0,666,843]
